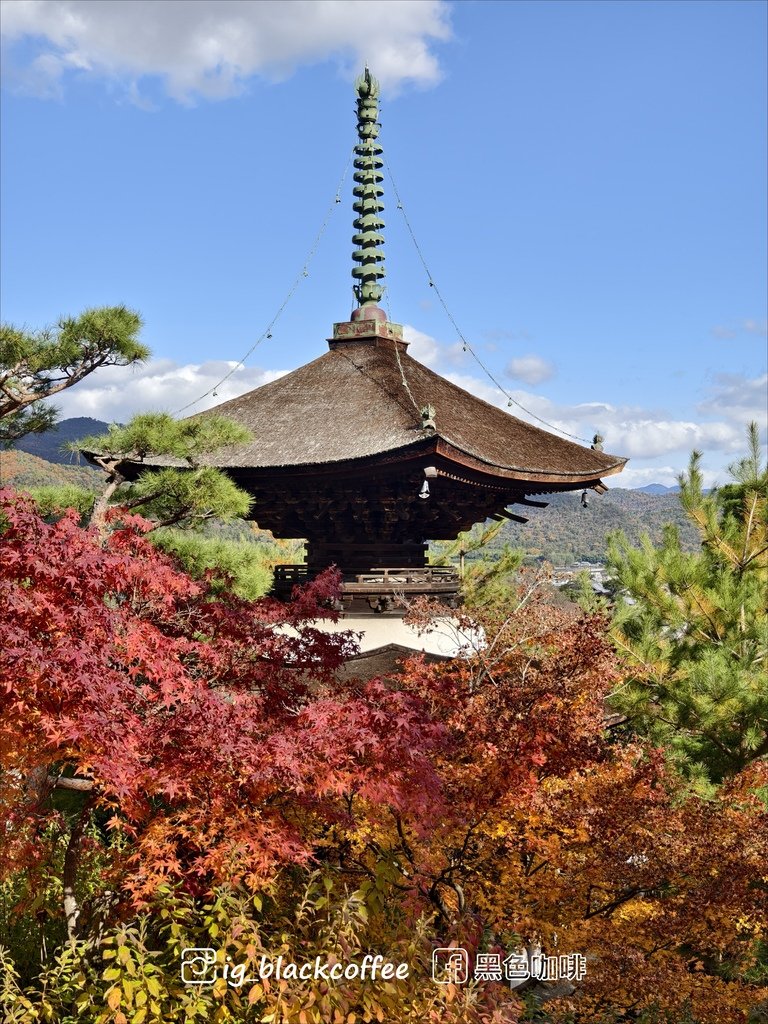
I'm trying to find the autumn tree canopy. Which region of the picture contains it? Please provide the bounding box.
[2,490,766,1023]
[0,489,445,910]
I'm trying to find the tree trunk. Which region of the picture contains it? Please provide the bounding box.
[89,461,124,540]
[63,796,94,944]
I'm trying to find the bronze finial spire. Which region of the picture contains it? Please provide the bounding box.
[352,67,386,311]
[330,69,405,346]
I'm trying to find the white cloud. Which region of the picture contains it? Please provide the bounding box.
[46,358,288,422]
[403,325,472,369]
[440,373,748,461]
[697,373,768,426]
[505,354,555,385]
[601,419,742,459]
[403,323,440,365]
[0,0,451,101]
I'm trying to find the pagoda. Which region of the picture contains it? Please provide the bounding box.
[108,70,626,618]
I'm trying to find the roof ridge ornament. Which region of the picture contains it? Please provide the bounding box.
[351,67,386,317]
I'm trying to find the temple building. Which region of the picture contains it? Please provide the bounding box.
[105,70,626,659]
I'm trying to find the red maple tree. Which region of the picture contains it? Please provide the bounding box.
[0,489,443,934]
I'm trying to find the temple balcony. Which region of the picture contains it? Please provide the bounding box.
[272,563,461,613]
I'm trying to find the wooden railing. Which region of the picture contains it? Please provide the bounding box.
[273,564,312,586]
[350,567,459,587]
[272,564,460,595]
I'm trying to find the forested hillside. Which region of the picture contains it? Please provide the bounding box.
[494,488,700,564]
[0,449,102,492]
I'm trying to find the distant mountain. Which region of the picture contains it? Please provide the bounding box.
[487,488,700,565]
[12,417,110,466]
[636,483,679,495]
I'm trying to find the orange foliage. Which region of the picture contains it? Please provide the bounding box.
[330,584,768,1022]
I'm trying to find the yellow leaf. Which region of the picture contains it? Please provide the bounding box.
[107,986,121,1011]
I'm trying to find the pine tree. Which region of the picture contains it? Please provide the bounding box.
[607,424,767,787]
[29,414,279,592]
[0,306,147,443]
[72,412,253,536]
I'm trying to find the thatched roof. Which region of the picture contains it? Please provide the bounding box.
[171,339,625,484]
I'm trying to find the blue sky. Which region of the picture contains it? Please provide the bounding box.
[1,0,766,488]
